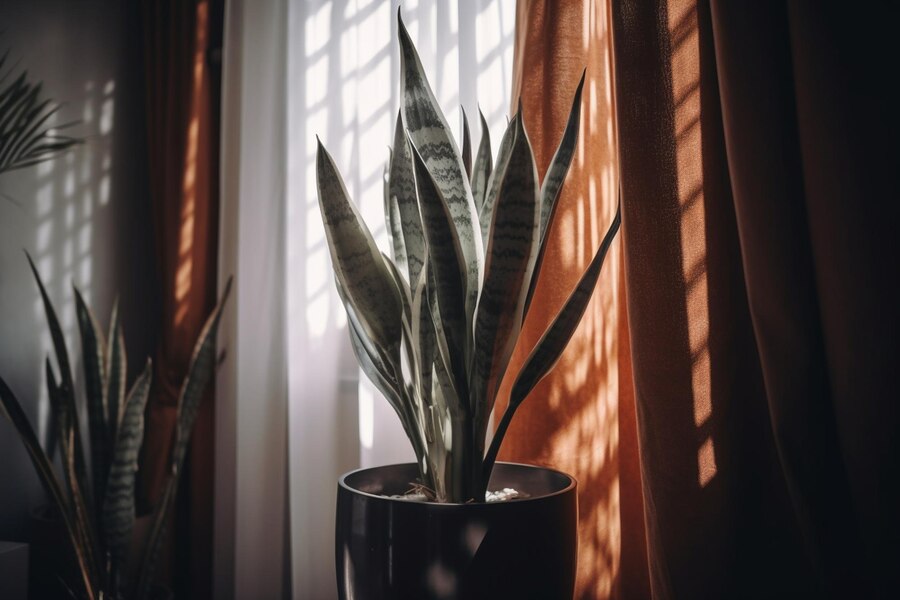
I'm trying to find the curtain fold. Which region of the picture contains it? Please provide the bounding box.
[508,0,898,598]
[139,1,224,597]
[498,1,649,598]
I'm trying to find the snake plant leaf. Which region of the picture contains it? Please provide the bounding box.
[134,474,175,600]
[389,112,427,286]
[471,107,493,213]
[410,263,434,403]
[479,111,518,247]
[0,377,97,600]
[44,358,100,591]
[136,281,231,600]
[25,253,88,486]
[74,286,109,516]
[473,115,540,421]
[409,138,469,402]
[461,106,472,180]
[384,166,408,276]
[347,307,401,408]
[539,70,585,240]
[26,253,98,569]
[513,202,620,405]
[102,359,152,562]
[334,274,399,392]
[317,138,403,361]
[523,72,586,319]
[105,300,126,455]
[398,10,483,319]
[340,266,428,469]
[483,203,620,488]
[172,277,232,470]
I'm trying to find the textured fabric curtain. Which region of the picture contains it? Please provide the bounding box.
[496,1,648,598]
[139,0,224,597]
[505,1,898,598]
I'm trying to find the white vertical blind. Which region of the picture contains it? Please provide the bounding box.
[219,1,514,597]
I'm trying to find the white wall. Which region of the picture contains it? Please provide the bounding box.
[0,0,157,540]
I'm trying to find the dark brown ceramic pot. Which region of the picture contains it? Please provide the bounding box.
[336,462,577,600]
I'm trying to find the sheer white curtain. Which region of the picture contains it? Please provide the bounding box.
[219,0,515,597]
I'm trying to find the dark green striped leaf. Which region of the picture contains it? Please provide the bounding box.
[73,286,109,518]
[105,300,126,457]
[471,107,493,213]
[513,202,620,405]
[473,115,540,423]
[384,159,408,276]
[134,475,175,600]
[26,253,98,578]
[0,377,97,600]
[482,203,620,487]
[410,262,434,403]
[102,360,152,561]
[137,280,232,600]
[409,138,469,406]
[539,70,585,240]
[523,72,585,319]
[389,112,427,287]
[461,106,472,179]
[398,11,483,320]
[479,111,518,247]
[172,277,232,470]
[318,139,402,361]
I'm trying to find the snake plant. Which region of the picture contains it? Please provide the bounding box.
[0,254,231,600]
[317,10,620,503]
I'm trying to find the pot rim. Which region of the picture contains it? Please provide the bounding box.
[337,461,577,506]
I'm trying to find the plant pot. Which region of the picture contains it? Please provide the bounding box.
[336,462,577,600]
[28,504,76,599]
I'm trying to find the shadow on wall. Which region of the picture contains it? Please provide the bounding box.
[0,0,156,542]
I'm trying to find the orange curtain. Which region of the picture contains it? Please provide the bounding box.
[139,0,223,597]
[504,0,897,598]
[497,2,649,598]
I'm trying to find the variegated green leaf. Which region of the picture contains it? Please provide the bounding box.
[384,160,408,275]
[539,70,585,240]
[409,138,469,405]
[471,107,493,213]
[479,112,518,247]
[461,106,472,179]
[410,262,434,404]
[482,202,620,488]
[105,300,126,451]
[514,202,619,402]
[473,115,540,426]
[523,72,585,319]
[398,11,483,319]
[318,139,402,360]
[389,111,427,286]
[26,253,99,579]
[137,279,232,600]
[134,474,174,600]
[173,277,232,470]
[0,376,97,600]
[102,359,152,561]
[73,286,109,517]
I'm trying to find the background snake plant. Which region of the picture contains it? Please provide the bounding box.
[0,255,231,600]
[317,10,621,503]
